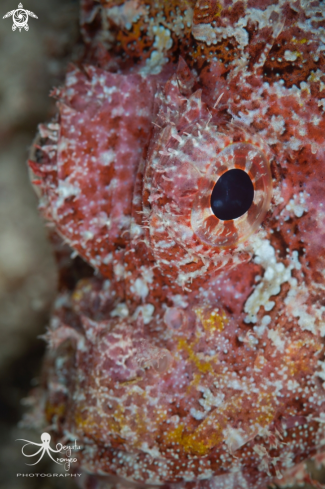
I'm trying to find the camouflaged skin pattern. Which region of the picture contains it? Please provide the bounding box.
[28,1,325,488]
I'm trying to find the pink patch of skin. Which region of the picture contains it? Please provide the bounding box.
[31,66,157,277]
[27,1,325,488]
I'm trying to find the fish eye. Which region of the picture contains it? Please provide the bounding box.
[191,141,272,247]
[211,169,254,221]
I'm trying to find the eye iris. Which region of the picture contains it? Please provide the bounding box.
[191,141,272,247]
[211,169,254,221]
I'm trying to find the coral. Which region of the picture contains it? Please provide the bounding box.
[27,1,325,488]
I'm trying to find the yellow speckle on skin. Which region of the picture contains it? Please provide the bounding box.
[45,401,66,422]
[293,50,301,58]
[177,337,214,373]
[189,372,202,388]
[309,71,321,83]
[185,372,205,395]
[75,408,119,435]
[194,307,228,333]
[72,278,93,304]
[284,339,322,376]
[176,307,225,374]
[309,72,316,83]
[119,377,143,385]
[255,393,276,427]
[254,354,267,371]
[292,38,307,44]
[215,2,222,17]
[75,398,128,436]
[163,417,224,456]
[164,394,245,456]
[75,390,167,448]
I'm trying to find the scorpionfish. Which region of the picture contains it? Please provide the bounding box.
[27,0,325,488]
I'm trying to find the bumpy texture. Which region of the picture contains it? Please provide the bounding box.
[27,1,325,488]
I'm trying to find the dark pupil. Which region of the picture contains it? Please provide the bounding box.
[210,169,254,221]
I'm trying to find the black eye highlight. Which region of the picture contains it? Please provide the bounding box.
[210,169,254,221]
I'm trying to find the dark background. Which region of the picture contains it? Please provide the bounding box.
[0,1,323,488]
[0,0,79,487]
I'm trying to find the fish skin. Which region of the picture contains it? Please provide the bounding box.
[27,1,325,488]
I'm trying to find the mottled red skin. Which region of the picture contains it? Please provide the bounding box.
[27,1,325,489]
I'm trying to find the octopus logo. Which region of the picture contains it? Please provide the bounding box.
[2,3,38,32]
[16,432,80,471]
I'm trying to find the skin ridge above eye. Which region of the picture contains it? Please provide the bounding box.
[25,1,325,489]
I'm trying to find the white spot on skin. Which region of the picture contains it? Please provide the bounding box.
[134,304,155,324]
[106,0,146,30]
[103,252,113,265]
[153,25,173,51]
[170,7,193,36]
[55,180,81,210]
[284,50,299,61]
[312,115,321,126]
[285,191,309,218]
[284,283,325,336]
[244,239,291,323]
[66,74,78,87]
[268,328,285,352]
[317,361,325,382]
[238,5,282,32]
[130,266,154,299]
[254,315,271,337]
[190,407,206,420]
[134,278,149,299]
[298,126,307,137]
[141,266,154,285]
[318,99,325,111]
[246,241,324,335]
[223,427,248,453]
[110,303,129,318]
[191,23,216,43]
[94,212,111,229]
[140,442,162,459]
[244,237,324,336]
[140,26,173,75]
[171,295,189,308]
[198,387,225,411]
[192,23,248,49]
[81,230,94,242]
[264,301,275,311]
[140,50,168,75]
[114,263,125,281]
[287,137,303,151]
[316,362,325,390]
[270,115,286,135]
[264,267,275,281]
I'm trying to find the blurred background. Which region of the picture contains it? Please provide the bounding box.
[0,0,79,487]
[0,1,323,489]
